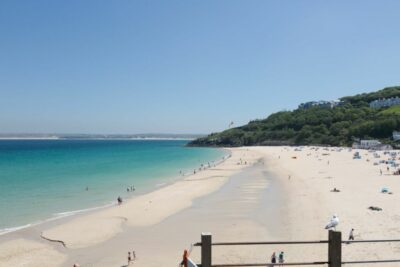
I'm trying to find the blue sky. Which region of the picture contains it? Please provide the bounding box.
[1,1,400,134]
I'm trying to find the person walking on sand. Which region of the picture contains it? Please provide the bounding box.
[117,196,122,205]
[128,251,132,265]
[278,251,284,266]
[132,250,136,260]
[349,228,355,241]
[270,252,277,264]
[380,169,383,175]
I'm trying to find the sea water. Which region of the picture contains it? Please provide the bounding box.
[0,139,226,234]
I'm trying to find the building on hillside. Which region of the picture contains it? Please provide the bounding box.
[369,97,400,108]
[298,100,341,109]
[393,131,400,141]
[352,140,392,150]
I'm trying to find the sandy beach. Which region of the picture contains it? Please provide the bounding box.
[2,146,400,266]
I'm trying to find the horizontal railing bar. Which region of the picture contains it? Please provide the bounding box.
[211,262,328,266]
[194,241,328,246]
[211,260,400,266]
[343,259,400,264]
[194,239,400,247]
[343,239,400,243]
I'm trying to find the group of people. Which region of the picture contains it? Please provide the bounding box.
[118,185,136,205]
[267,229,354,266]
[127,185,135,192]
[238,158,247,165]
[270,251,284,266]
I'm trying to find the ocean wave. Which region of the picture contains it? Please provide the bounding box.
[0,202,116,236]
[53,202,115,218]
[0,224,33,236]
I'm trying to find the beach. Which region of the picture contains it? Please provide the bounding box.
[1,146,400,266]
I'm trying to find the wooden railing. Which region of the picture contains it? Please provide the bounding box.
[183,231,400,267]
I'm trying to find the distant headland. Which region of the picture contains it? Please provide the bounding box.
[189,86,400,147]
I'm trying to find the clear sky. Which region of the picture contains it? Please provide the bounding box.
[1,1,400,134]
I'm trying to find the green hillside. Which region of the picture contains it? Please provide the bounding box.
[189,86,400,147]
[380,105,400,115]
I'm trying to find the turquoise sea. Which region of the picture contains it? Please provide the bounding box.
[0,139,226,234]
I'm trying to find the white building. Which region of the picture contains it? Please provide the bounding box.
[299,100,341,109]
[393,131,400,141]
[352,140,391,150]
[369,97,400,109]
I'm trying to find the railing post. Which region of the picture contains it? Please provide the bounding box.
[328,230,342,267]
[201,232,212,267]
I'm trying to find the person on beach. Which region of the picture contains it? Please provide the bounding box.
[117,196,123,205]
[128,251,132,265]
[278,251,284,266]
[348,228,355,241]
[380,169,383,175]
[132,250,136,260]
[271,252,277,264]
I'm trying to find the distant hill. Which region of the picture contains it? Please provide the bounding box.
[189,86,400,147]
[340,86,400,106]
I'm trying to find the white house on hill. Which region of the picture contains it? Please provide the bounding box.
[370,97,400,108]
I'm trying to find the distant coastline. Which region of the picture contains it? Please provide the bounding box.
[0,133,204,141]
[0,137,196,141]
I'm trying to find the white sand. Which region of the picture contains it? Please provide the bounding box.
[250,146,400,264]
[0,239,66,267]
[42,148,261,249]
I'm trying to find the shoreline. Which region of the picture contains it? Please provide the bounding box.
[0,202,117,237]
[0,147,261,267]
[39,148,258,249]
[0,149,231,237]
